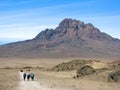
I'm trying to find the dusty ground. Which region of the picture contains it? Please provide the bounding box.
[0,58,71,90]
[0,69,19,90]
[0,58,68,68]
[35,70,120,90]
[0,58,120,90]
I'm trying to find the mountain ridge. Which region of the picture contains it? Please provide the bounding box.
[0,18,120,60]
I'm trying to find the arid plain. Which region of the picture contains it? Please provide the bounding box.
[0,58,120,90]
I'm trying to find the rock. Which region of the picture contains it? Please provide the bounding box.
[76,65,95,77]
[108,70,120,82]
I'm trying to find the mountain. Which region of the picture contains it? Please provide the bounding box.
[0,18,120,60]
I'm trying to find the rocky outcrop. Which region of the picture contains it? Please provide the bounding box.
[76,65,95,78]
[108,70,120,82]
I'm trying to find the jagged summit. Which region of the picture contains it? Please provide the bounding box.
[0,18,120,59]
[34,18,112,41]
[59,18,84,28]
[58,18,97,31]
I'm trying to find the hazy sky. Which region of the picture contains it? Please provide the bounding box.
[0,0,120,44]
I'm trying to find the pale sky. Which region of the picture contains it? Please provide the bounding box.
[0,0,120,44]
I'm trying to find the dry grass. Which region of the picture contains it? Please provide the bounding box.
[0,58,70,90]
[0,58,120,90]
[0,58,70,69]
[35,70,120,90]
[0,69,19,90]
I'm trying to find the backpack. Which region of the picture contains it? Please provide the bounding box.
[31,73,34,77]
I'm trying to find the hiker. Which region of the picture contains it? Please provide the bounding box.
[27,74,31,81]
[23,72,26,81]
[31,73,35,81]
[20,69,24,80]
[27,69,31,81]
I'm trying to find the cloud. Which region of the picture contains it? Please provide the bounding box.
[0,24,57,39]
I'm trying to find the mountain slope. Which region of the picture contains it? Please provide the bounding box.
[0,18,120,59]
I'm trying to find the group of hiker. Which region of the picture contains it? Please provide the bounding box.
[20,69,35,81]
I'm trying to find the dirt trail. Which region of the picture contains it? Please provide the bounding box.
[16,72,120,90]
[18,80,49,90]
[17,72,53,90]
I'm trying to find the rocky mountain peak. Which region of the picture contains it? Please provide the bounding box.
[34,18,114,42]
[59,18,85,29]
[56,18,101,35]
[34,28,54,40]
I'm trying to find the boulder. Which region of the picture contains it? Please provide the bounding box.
[76,65,95,78]
[108,70,120,82]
